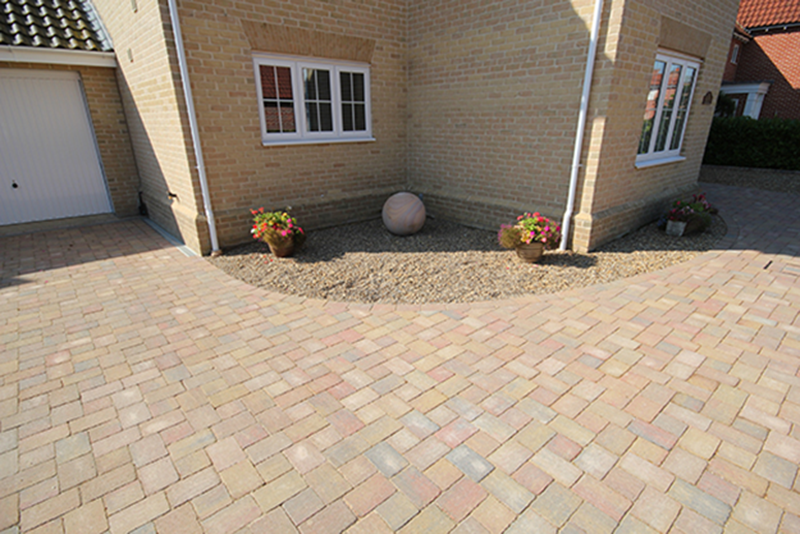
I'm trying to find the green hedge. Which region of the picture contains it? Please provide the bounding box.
[703,116,800,170]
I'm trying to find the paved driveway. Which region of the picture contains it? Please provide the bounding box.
[1,184,799,534]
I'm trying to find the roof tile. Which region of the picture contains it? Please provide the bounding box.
[0,0,111,51]
[738,0,800,29]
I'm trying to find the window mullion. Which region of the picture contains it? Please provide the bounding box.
[272,67,283,133]
[648,62,669,156]
[662,61,684,155]
[333,67,342,136]
[674,69,697,151]
[294,62,307,138]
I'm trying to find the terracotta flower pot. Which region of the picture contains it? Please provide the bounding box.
[515,242,545,263]
[268,242,294,257]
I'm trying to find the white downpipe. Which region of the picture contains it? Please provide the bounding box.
[167,0,220,255]
[559,0,605,251]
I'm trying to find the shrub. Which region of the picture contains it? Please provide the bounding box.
[703,116,800,170]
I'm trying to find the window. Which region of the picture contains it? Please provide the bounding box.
[636,51,700,166]
[253,55,372,145]
[731,44,740,65]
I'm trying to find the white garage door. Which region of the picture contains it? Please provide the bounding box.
[0,69,112,226]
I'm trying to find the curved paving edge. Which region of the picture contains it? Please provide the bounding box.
[1,183,799,534]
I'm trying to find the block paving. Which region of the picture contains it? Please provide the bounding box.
[1,183,800,533]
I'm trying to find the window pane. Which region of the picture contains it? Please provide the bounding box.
[354,104,366,131]
[261,65,295,134]
[306,102,319,132]
[654,64,682,152]
[304,69,318,100]
[670,66,696,150]
[281,103,296,133]
[340,72,352,101]
[638,60,666,155]
[276,67,293,99]
[316,70,331,100]
[342,103,353,131]
[303,68,333,132]
[319,102,333,131]
[340,71,366,132]
[352,73,364,102]
[264,101,280,133]
[260,65,277,99]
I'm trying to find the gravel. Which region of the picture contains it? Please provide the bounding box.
[208,214,726,304]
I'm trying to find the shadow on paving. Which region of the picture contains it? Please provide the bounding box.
[0,219,175,288]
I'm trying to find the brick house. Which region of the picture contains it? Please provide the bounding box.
[0,0,140,228]
[4,0,739,254]
[721,0,800,119]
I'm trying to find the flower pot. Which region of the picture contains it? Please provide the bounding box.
[515,242,545,263]
[684,215,706,235]
[666,220,687,237]
[268,242,294,257]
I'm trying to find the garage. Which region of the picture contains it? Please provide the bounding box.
[0,69,113,226]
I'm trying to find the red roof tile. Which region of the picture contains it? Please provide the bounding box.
[738,0,800,28]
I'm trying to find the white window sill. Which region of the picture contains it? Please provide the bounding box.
[262,136,376,147]
[635,155,686,169]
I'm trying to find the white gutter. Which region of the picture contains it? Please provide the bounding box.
[167,0,221,255]
[559,0,605,251]
[0,46,117,67]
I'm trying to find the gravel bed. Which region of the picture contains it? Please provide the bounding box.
[208,214,726,304]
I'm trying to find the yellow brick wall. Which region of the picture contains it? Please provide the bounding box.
[572,0,740,251]
[175,0,408,249]
[92,0,206,254]
[0,61,140,218]
[91,0,738,255]
[407,0,597,228]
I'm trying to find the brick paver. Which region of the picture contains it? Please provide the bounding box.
[2,184,800,532]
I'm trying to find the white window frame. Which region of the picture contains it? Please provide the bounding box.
[253,53,373,146]
[635,50,701,168]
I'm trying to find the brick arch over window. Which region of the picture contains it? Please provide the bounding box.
[240,21,376,64]
[659,16,712,59]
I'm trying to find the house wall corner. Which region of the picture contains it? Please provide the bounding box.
[92,0,205,254]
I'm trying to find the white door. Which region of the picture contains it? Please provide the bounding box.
[0,69,112,225]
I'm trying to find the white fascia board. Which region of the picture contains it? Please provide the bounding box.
[0,46,117,68]
[720,82,771,95]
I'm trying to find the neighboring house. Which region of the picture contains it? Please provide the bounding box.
[721,0,800,119]
[3,0,739,255]
[0,0,139,227]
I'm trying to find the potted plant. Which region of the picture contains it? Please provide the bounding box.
[498,212,561,263]
[665,203,694,236]
[664,193,714,236]
[251,207,306,257]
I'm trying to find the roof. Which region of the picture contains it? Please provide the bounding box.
[737,0,800,29]
[0,0,111,51]
[733,21,752,41]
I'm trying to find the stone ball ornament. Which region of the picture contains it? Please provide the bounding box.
[382,192,426,236]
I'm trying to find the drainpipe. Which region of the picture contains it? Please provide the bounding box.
[559,0,605,251]
[167,0,221,255]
